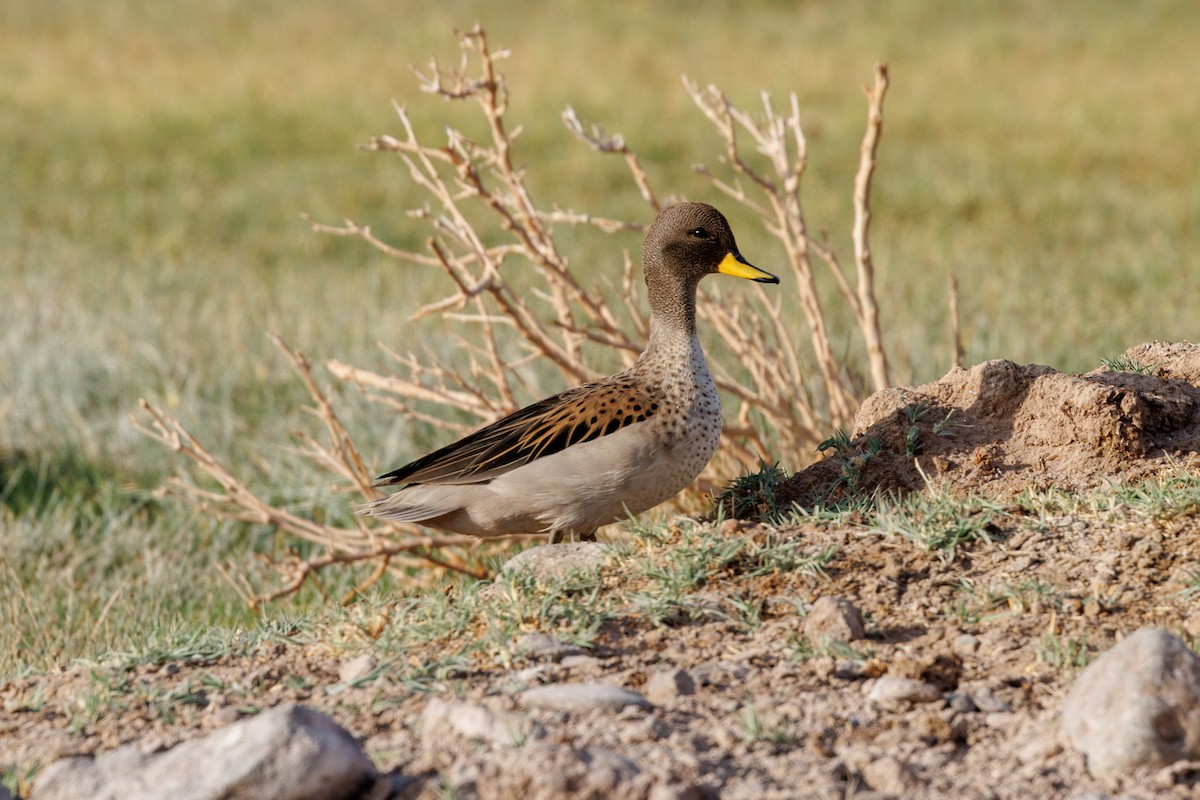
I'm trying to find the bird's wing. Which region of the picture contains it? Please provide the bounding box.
[375,378,661,486]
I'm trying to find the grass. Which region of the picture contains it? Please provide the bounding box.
[3,0,1200,678]
[1099,355,1158,375]
[871,491,999,560]
[1036,633,1092,670]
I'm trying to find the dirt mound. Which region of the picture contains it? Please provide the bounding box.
[777,342,1200,508]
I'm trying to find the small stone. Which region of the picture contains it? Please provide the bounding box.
[645,668,696,705]
[520,682,651,713]
[1083,597,1103,617]
[972,686,1010,713]
[1062,627,1200,779]
[514,632,585,662]
[861,755,919,795]
[803,596,866,646]
[947,691,977,713]
[867,676,943,710]
[951,633,980,656]
[500,542,608,578]
[833,660,866,680]
[337,654,377,684]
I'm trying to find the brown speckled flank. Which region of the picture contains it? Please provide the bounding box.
[363,202,779,543]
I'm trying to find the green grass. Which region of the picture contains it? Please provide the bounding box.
[3,0,1200,678]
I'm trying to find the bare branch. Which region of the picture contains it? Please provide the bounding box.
[852,63,893,391]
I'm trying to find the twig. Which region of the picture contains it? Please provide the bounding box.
[852,64,893,392]
[950,273,964,369]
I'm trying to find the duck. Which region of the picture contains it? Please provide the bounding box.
[363,201,779,542]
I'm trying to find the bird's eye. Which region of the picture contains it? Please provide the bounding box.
[689,228,709,239]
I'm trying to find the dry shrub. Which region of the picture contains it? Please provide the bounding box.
[137,25,894,605]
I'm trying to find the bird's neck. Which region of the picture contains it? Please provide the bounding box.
[645,274,699,342]
[637,309,706,386]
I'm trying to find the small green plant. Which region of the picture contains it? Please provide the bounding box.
[818,430,882,500]
[822,639,875,663]
[628,592,708,627]
[640,527,747,594]
[817,428,855,457]
[903,403,931,457]
[1104,471,1200,520]
[745,539,836,577]
[724,592,765,633]
[1037,633,1091,669]
[932,409,962,438]
[995,580,1058,613]
[3,762,40,798]
[1099,355,1157,375]
[716,460,788,522]
[739,703,795,745]
[782,632,816,662]
[871,491,997,560]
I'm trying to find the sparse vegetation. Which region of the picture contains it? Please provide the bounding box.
[739,703,795,745]
[1099,355,1158,375]
[716,461,789,521]
[871,490,998,560]
[1037,633,1092,670]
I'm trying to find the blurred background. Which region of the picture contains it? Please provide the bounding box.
[1,0,1197,672]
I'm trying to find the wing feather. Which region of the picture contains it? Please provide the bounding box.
[375,378,661,486]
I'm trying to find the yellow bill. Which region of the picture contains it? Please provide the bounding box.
[717,252,779,284]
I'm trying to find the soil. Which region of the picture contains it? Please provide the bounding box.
[4,342,1200,799]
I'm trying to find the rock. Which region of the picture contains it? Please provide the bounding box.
[645,669,696,705]
[515,632,586,662]
[971,686,1010,713]
[1062,627,1200,779]
[861,755,919,795]
[447,744,641,800]
[337,654,377,684]
[867,676,943,710]
[951,633,980,656]
[520,683,651,713]
[501,542,608,579]
[0,785,14,800]
[803,596,866,646]
[947,691,976,713]
[420,697,543,751]
[30,703,375,800]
